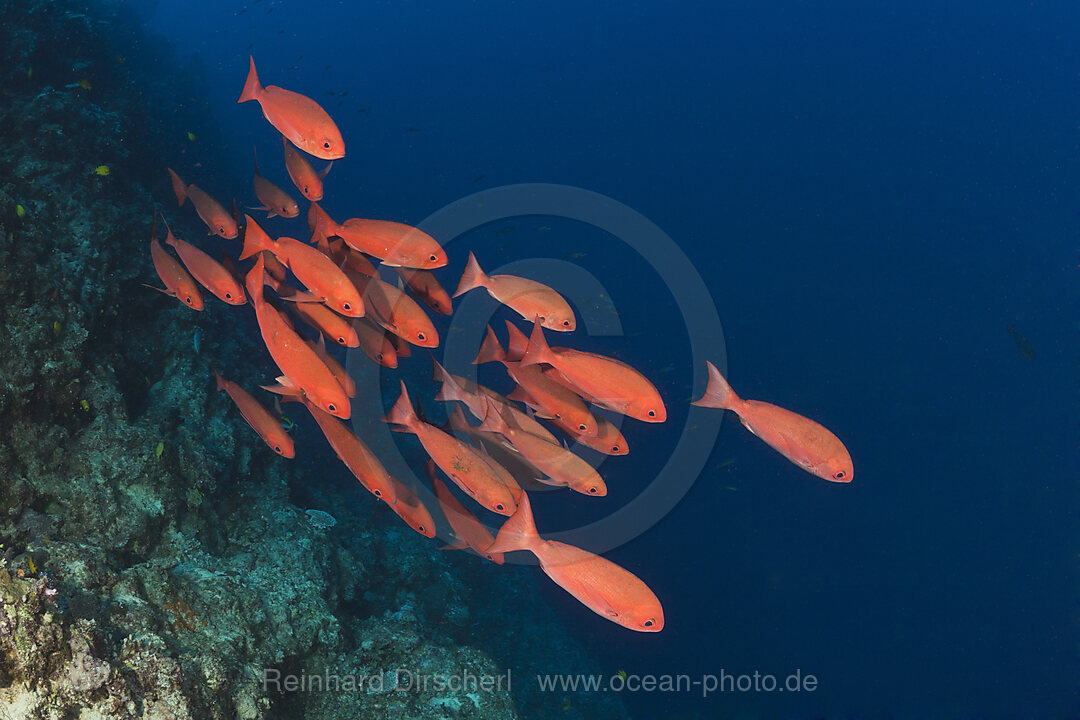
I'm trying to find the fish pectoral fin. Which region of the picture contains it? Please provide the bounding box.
[141,283,176,298]
[438,538,469,551]
[776,433,815,470]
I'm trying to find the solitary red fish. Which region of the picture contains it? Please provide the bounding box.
[283,136,331,201]
[692,361,853,483]
[161,218,246,305]
[214,369,293,458]
[167,168,238,239]
[454,251,575,331]
[252,148,299,218]
[487,492,664,632]
[238,56,345,160]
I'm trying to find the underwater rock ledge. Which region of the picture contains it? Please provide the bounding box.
[0,1,626,719]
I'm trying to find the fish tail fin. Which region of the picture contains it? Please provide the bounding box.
[505,385,532,404]
[167,168,187,206]
[238,55,262,103]
[691,361,740,410]
[308,201,332,235]
[453,251,489,298]
[519,319,557,368]
[432,359,466,404]
[504,320,529,362]
[212,368,226,392]
[473,325,506,365]
[239,214,272,259]
[478,398,509,436]
[318,161,333,180]
[383,381,419,431]
[487,491,540,555]
[244,253,267,304]
[447,404,471,432]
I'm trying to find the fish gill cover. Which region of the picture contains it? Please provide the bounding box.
[0,1,627,718]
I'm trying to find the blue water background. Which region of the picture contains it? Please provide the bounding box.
[138,0,1078,716]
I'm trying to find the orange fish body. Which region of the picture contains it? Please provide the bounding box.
[240,216,364,317]
[349,273,438,348]
[289,393,395,501]
[488,493,663,632]
[521,320,666,423]
[162,221,246,305]
[149,232,204,310]
[167,168,238,239]
[352,317,398,368]
[305,336,356,397]
[692,361,853,483]
[291,302,359,347]
[309,203,447,269]
[537,404,629,456]
[214,370,293,457]
[396,268,452,315]
[238,56,345,160]
[384,382,517,516]
[283,136,330,201]
[252,149,299,218]
[430,468,503,563]
[480,399,606,496]
[387,477,435,538]
[454,252,575,331]
[475,326,597,436]
[244,256,349,418]
[444,406,546,494]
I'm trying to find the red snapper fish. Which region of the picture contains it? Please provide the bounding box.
[309,202,447,269]
[429,463,503,563]
[238,56,345,160]
[213,369,293,458]
[692,361,853,483]
[160,217,246,305]
[167,168,238,239]
[487,492,664,632]
[386,477,435,538]
[454,251,576,331]
[147,215,203,310]
[252,148,299,218]
[283,136,331,201]
[244,255,349,418]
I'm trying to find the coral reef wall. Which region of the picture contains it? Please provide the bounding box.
[0,1,626,718]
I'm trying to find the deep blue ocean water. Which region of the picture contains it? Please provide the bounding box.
[136,0,1077,716]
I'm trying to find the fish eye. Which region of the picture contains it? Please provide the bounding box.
[417,332,426,341]
[495,503,505,512]
[428,254,438,262]
[643,619,655,628]
[835,471,846,480]
[185,297,192,304]
[274,445,281,453]
[303,186,309,194]
[417,524,425,533]
[323,141,331,150]
[328,403,337,412]
[588,487,598,494]
[554,413,562,420]
[563,320,570,326]
[612,445,620,452]
[343,302,352,311]
[648,410,656,417]
[376,353,383,361]
[577,423,588,432]
[337,336,345,344]
[225,293,232,300]
[374,489,382,497]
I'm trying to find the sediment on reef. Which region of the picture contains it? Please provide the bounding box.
[0,2,625,719]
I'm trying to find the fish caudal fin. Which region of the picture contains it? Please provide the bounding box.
[213,368,227,392]
[383,381,419,431]
[238,55,262,104]
[474,325,507,365]
[691,361,739,410]
[504,320,529,362]
[519,319,557,368]
[239,214,273,260]
[478,398,510,436]
[432,360,468,404]
[167,168,187,206]
[486,491,540,556]
[453,251,490,298]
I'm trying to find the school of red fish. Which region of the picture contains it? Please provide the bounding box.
[147,57,853,633]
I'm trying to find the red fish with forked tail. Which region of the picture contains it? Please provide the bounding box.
[487,492,664,632]
[692,361,853,483]
[161,217,246,306]
[429,463,503,564]
[238,56,344,160]
[213,370,293,458]
[147,215,203,310]
[252,148,299,218]
[167,168,238,239]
